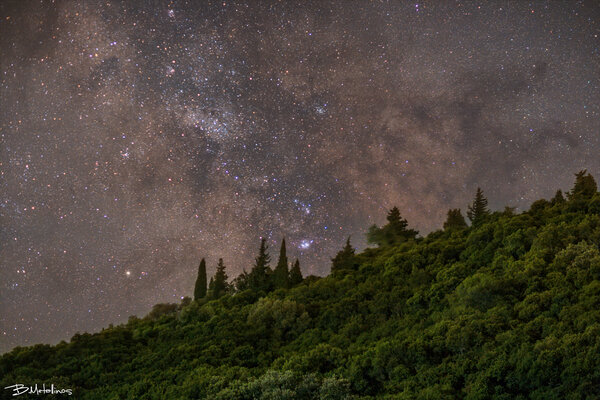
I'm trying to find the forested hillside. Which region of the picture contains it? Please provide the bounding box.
[2,172,600,399]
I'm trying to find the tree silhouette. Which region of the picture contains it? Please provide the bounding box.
[193,258,207,300]
[466,187,490,225]
[367,207,418,246]
[209,258,229,299]
[551,189,565,205]
[331,237,357,273]
[272,238,289,289]
[568,170,597,200]
[443,208,467,230]
[386,206,408,230]
[248,238,272,292]
[289,259,303,286]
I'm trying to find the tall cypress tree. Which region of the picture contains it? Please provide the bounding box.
[466,187,490,225]
[249,238,271,292]
[272,238,289,289]
[209,258,229,299]
[193,258,207,300]
[289,258,303,286]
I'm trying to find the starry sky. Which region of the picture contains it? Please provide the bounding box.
[1,0,599,352]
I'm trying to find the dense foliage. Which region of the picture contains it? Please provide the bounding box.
[2,173,600,399]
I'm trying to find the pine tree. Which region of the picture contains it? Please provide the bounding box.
[209,258,229,299]
[331,237,357,273]
[443,209,467,230]
[386,206,408,230]
[367,207,418,246]
[568,170,597,200]
[551,189,565,205]
[272,238,289,289]
[466,187,490,225]
[193,258,207,300]
[289,259,303,286]
[248,238,272,292]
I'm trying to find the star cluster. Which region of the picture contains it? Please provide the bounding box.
[1,1,599,351]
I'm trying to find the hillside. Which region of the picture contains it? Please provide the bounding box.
[2,174,600,399]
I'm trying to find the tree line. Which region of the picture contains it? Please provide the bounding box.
[195,170,598,295]
[191,183,497,296]
[332,169,598,272]
[193,238,304,301]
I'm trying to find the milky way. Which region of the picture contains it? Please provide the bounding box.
[1,1,599,351]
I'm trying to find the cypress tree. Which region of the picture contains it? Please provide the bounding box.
[466,187,490,225]
[443,208,467,230]
[289,259,303,286]
[209,258,229,299]
[193,258,207,300]
[249,238,272,292]
[272,238,289,289]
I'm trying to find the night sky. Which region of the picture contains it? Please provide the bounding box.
[1,1,599,352]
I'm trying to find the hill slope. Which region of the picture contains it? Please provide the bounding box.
[2,184,600,399]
